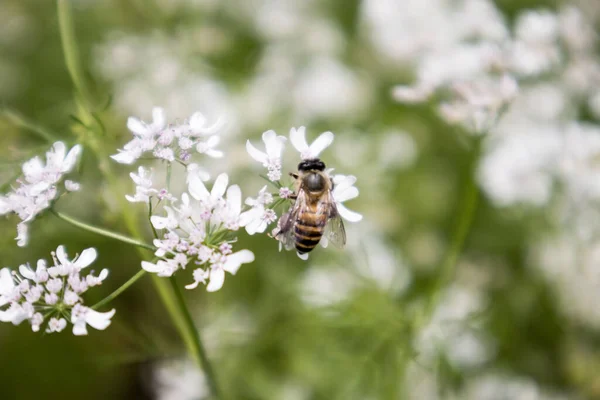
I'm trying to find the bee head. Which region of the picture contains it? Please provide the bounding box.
[298,158,326,172]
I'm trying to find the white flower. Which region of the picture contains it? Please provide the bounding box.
[71,304,116,336]
[240,186,277,235]
[331,174,362,222]
[246,130,287,181]
[0,141,82,247]
[112,107,225,165]
[289,126,334,160]
[191,250,255,292]
[145,172,254,292]
[64,180,81,192]
[125,166,158,203]
[195,136,224,158]
[0,246,114,335]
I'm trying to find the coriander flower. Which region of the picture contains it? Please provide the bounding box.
[246,130,287,181]
[125,166,158,203]
[0,142,82,247]
[0,246,115,335]
[289,126,334,160]
[143,172,254,292]
[111,107,225,165]
[331,174,363,223]
[239,186,277,235]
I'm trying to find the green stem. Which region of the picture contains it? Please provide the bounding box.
[418,137,482,328]
[1,109,60,143]
[51,209,155,251]
[169,276,223,400]
[57,0,95,109]
[55,1,219,390]
[92,269,147,310]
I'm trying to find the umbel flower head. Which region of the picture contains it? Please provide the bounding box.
[0,246,115,335]
[143,172,255,292]
[244,126,362,259]
[111,107,225,165]
[0,142,82,247]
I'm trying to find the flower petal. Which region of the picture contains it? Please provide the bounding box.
[72,320,88,336]
[289,126,308,153]
[188,174,210,201]
[110,151,137,164]
[73,248,97,270]
[246,140,268,164]
[127,117,149,136]
[226,185,242,216]
[207,268,225,292]
[308,131,334,158]
[336,203,363,222]
[85,308,116,331]
[223,250,255,275]
[62,145,82,172]
[333,186,359,203]
[211,173,229,199]
[152,107,166,130]
[56,245,69,265]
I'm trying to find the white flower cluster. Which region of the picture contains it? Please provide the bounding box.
[0,142,82,247]
[111,107,225,165]
[0,246,115,336]
[143,172,254,292]
[244,126,362,257]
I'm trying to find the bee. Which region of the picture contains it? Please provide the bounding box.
[274,158,346,254]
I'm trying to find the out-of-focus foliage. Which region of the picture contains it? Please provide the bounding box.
[1,0,600,399]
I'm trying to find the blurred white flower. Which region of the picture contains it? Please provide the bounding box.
[0,141,82,247]
[246,130,287,181]
[153,358,209,400]
[0,246,114,335]
[289,126,334,160]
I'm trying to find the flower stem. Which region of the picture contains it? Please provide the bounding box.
[417,137,482,327]
[57,0,95,109]
[1,108,60,143]
[51,209,156,251]
[56,2,221,392]
[169,276,223,400]
[92,269,147,310]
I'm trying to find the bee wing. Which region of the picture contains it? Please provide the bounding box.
[275,190,306,251]
[319,191,346,249]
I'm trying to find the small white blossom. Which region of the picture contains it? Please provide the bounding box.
[64,180,80,192]
[112,107,225,165]
[125,166,160,203]
[289,126,334,160]
[331,174,363,223]
[0,246,115,335]
[240,186,278,235]
[246,130,287,181]
[144,172,254,292]
[0,142,82,247]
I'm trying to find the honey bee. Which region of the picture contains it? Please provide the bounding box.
[274,158,346,254]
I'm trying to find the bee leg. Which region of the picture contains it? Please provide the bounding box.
[289,172,299,179]
[288,193,298,200]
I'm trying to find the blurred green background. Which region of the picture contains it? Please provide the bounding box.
[1,0,599,399]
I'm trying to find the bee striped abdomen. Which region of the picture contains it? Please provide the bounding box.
[294,209,326,253]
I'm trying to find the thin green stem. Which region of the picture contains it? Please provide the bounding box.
[417,137,482,328]
[51,209,156,251]
[1,109,60,143]
[57,0,95,109]
[55,2,218,390]
[169,276,223,400]
[92,269,147,310]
